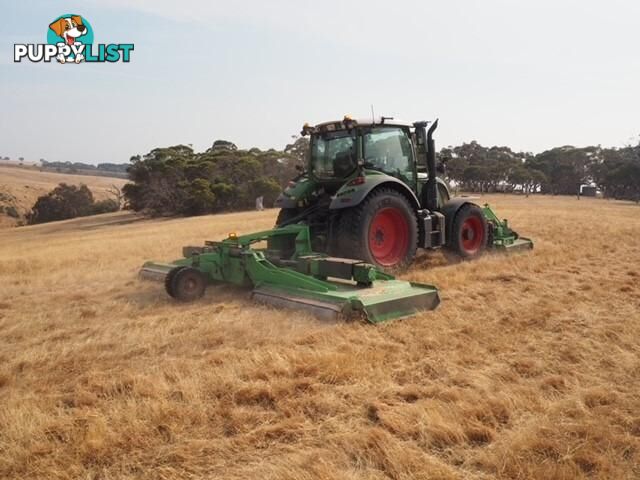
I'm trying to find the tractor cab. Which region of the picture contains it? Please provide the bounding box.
[305,118,416,190]
[304,117,449,208]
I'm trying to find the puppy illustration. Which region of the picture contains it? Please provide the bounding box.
[49,16,87,64]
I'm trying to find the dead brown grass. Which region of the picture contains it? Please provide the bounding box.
[0,165,127,227]
[0,194,639,479]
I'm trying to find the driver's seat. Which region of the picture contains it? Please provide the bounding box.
[333,151,356,177]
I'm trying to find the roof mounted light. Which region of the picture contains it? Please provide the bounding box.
[343,115,357,129]
[300,122,316,136]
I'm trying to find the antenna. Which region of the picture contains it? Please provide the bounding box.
[371,104,375,124]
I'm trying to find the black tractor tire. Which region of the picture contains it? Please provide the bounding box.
[170,267,207,302]
[447,203,488,259]
[275,208,299,227]
[334,188,418,271]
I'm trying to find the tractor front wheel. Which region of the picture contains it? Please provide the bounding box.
[448,203,488,259]
[335,189,418,271]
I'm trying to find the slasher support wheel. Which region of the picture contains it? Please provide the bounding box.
[170,267,207,302]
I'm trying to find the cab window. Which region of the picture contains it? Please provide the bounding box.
[363,127,414,181]
[310,131,357,178]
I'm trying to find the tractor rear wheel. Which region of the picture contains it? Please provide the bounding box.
[448,203,488,259]
[335,188,418,270]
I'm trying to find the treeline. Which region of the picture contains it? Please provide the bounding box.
[123,140,305,215]
[40,160,128,178]
[14,135,639,226]
[442,142,640,200]
[122,136,640,218]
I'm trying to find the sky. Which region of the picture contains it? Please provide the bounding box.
[1,0,639,165]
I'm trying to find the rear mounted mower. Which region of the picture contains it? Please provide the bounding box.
[140,224,440,323]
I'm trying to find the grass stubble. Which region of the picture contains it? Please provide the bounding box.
[0,194,639,479]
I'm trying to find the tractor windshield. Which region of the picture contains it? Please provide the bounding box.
[310,131,357,179]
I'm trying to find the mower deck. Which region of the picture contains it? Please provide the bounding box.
[140,224,440,323]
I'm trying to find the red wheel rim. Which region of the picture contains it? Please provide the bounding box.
[461,216,484,255]
[368,207,409,266]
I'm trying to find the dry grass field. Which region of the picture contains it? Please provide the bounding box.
[1,195,639,479]
[0,165,127,227]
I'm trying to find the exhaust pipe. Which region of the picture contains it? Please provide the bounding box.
[425,119,439,212]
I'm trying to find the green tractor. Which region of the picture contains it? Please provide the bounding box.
[275,116,532,270]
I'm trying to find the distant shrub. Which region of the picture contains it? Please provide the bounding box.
[27,183,120,225]
[91,199,120,215]
[4,205,19,218]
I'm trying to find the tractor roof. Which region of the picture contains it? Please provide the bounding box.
[301,116,429,136]
[313,116,415,129]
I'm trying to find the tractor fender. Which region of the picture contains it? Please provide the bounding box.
[274,192,298,209]
[329,174,420,210]
[274,175,312,209]
[439,198,478,244]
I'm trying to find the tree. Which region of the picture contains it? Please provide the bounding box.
[527,146,600,195]
[440,141,526,193]
[123,140,301,216]
[181,178,217,215]
[106,184,125,209]
[510,166,547,196]
[208,140,238,153]
[124,146,194,214]
[27,183,120,224]
[28,183,94,224]
[250,177,282,207]
[284,136,310,165]
[589,144,640,201]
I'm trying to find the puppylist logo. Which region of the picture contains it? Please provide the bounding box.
[14,14,134,64]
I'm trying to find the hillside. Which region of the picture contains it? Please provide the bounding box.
[0,165,128,227]
[0,195,639,479]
